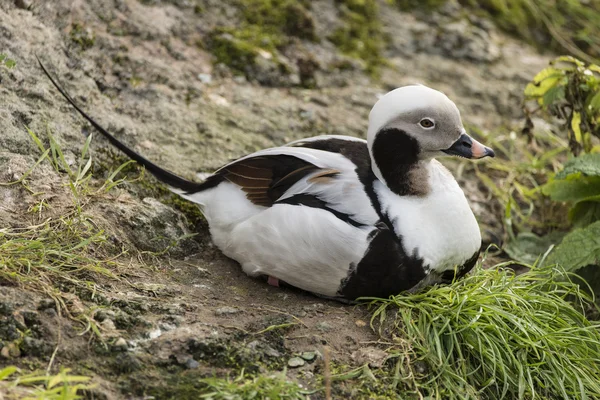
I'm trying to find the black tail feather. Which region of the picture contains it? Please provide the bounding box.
[36,55,203,193]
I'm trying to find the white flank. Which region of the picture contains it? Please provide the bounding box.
[227,204,371,296]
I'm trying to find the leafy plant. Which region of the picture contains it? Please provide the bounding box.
[0,366,94,399]
[517,56,600,273]
[0,53,16,69]
[525,56,600,155]
[542,153,600,228]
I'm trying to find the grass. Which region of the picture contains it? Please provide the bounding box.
[360,263,600,399]
[456,125,570,248]
[198,371,310,400]
[0,366,94,400]
[0,129,134,335]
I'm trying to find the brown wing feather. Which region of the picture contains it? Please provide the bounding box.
[218,155,331,207]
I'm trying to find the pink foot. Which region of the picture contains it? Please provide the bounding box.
[267,276,280,287]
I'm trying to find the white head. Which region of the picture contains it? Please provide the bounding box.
[367,85,494,184]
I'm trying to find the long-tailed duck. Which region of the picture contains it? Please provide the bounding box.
[39,59,494,300]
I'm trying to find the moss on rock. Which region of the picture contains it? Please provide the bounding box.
[330,0,387,77]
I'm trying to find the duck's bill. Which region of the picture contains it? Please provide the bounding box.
[442,133,495,159]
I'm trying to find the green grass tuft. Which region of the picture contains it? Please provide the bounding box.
[0,129,132,335]
[364,263,600,399]
[198,371,310,400]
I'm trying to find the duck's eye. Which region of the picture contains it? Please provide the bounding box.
[419,118,435,129]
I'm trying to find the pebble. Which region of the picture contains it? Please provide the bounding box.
[114,338,128,350]
[287,357,305,368]
[264,346,281,358]
[351,347,388,368]
[302,303,324,313]
[147,328,162,339]
[0,346,10,359]
[215,306,242,316]
[197,73,212,84]
[185,358,200,369]
[300,351,316,361]
[15,0,32,9]
[316,321,333,332]
[159,322,177,332]
[101,319,116,331]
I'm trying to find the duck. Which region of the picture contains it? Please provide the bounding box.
[38,58,494,301]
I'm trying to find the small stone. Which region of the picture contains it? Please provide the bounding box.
[208,93,230,107]
[43,308,58,318]
[355,319,367,327]
[351,347,388,368]
[185,358,200,369]
[197,73,212,84]
[300,351,316,361]
[303,303,324,312]
[287,357,305,368]
[159,322,177,332]
[114,353,142,373]
[246,340,260,350]
[15,0,33,10]
[297,311,307,318]
[37,299,55,311]
[2,343,20,358]
[215,306,242,316]
[310,96,329,107]
[0,346,10,358]
[101,319,116,331]
[147,329,162,339]
[265,346,281,358]
[299,110,315,120]
[114,338,127,350]
[316,321,333,332]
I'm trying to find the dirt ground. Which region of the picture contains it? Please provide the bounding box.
[0,0,553,398]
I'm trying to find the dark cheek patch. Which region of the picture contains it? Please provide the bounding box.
[371,128,428,196]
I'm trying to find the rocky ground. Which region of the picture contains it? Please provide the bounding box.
[0,0,553,398]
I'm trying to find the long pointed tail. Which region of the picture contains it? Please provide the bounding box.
[37,56,202,193]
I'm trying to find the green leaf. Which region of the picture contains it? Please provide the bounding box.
[0,366,18,380]
[552,56,585,70]
[572,111,583,144]
[542,175,600,202]
[545,220,600,271]
[4,58,15,68]
[569,201,600,228]
[504,232,564,265]
[555,153,600,179]
[524,67,565,98]
[542,85,565,106]
[589,91,600,112]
